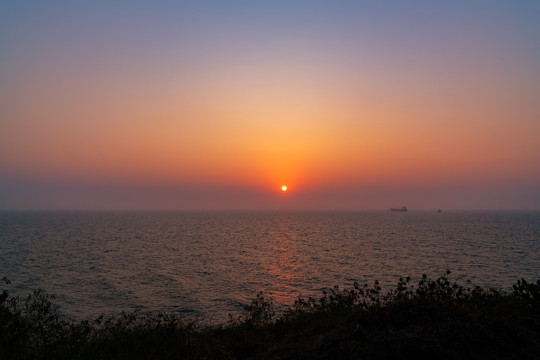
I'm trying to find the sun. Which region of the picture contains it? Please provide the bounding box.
[281,185,288,192]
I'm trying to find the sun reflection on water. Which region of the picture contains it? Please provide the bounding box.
[261,216,304,306]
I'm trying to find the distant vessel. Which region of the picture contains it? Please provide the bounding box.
[390,206,408,212]
[436,209,442,213]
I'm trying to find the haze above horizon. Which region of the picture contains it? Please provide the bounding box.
[1,1,539,210]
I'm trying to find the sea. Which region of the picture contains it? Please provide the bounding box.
[1,210,539,324]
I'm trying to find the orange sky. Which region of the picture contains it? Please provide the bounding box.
[1,1,539,210]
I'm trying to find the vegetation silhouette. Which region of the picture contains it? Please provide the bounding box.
[2,272,540,359]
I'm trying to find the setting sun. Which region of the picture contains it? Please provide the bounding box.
[281,185,288,192]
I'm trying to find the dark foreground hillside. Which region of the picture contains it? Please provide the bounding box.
[2,273,540,359]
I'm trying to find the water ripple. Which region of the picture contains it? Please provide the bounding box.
[1,210,539,323]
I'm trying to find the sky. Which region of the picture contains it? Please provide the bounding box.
[1,1,539,211]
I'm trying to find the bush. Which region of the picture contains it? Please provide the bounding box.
[1,279,67,360]
[1,273,539,359]
[512,278,540,308]
[228,291,275,328]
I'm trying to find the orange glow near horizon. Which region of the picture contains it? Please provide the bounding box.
[1,2,539,210]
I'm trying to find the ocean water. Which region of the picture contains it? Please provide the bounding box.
[1,211,539,323]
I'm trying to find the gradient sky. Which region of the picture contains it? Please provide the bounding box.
[1,1,539,210]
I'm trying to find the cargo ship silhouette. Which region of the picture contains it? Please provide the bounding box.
[390,206,408,212]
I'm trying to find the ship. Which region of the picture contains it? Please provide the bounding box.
[390,206,408,212]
